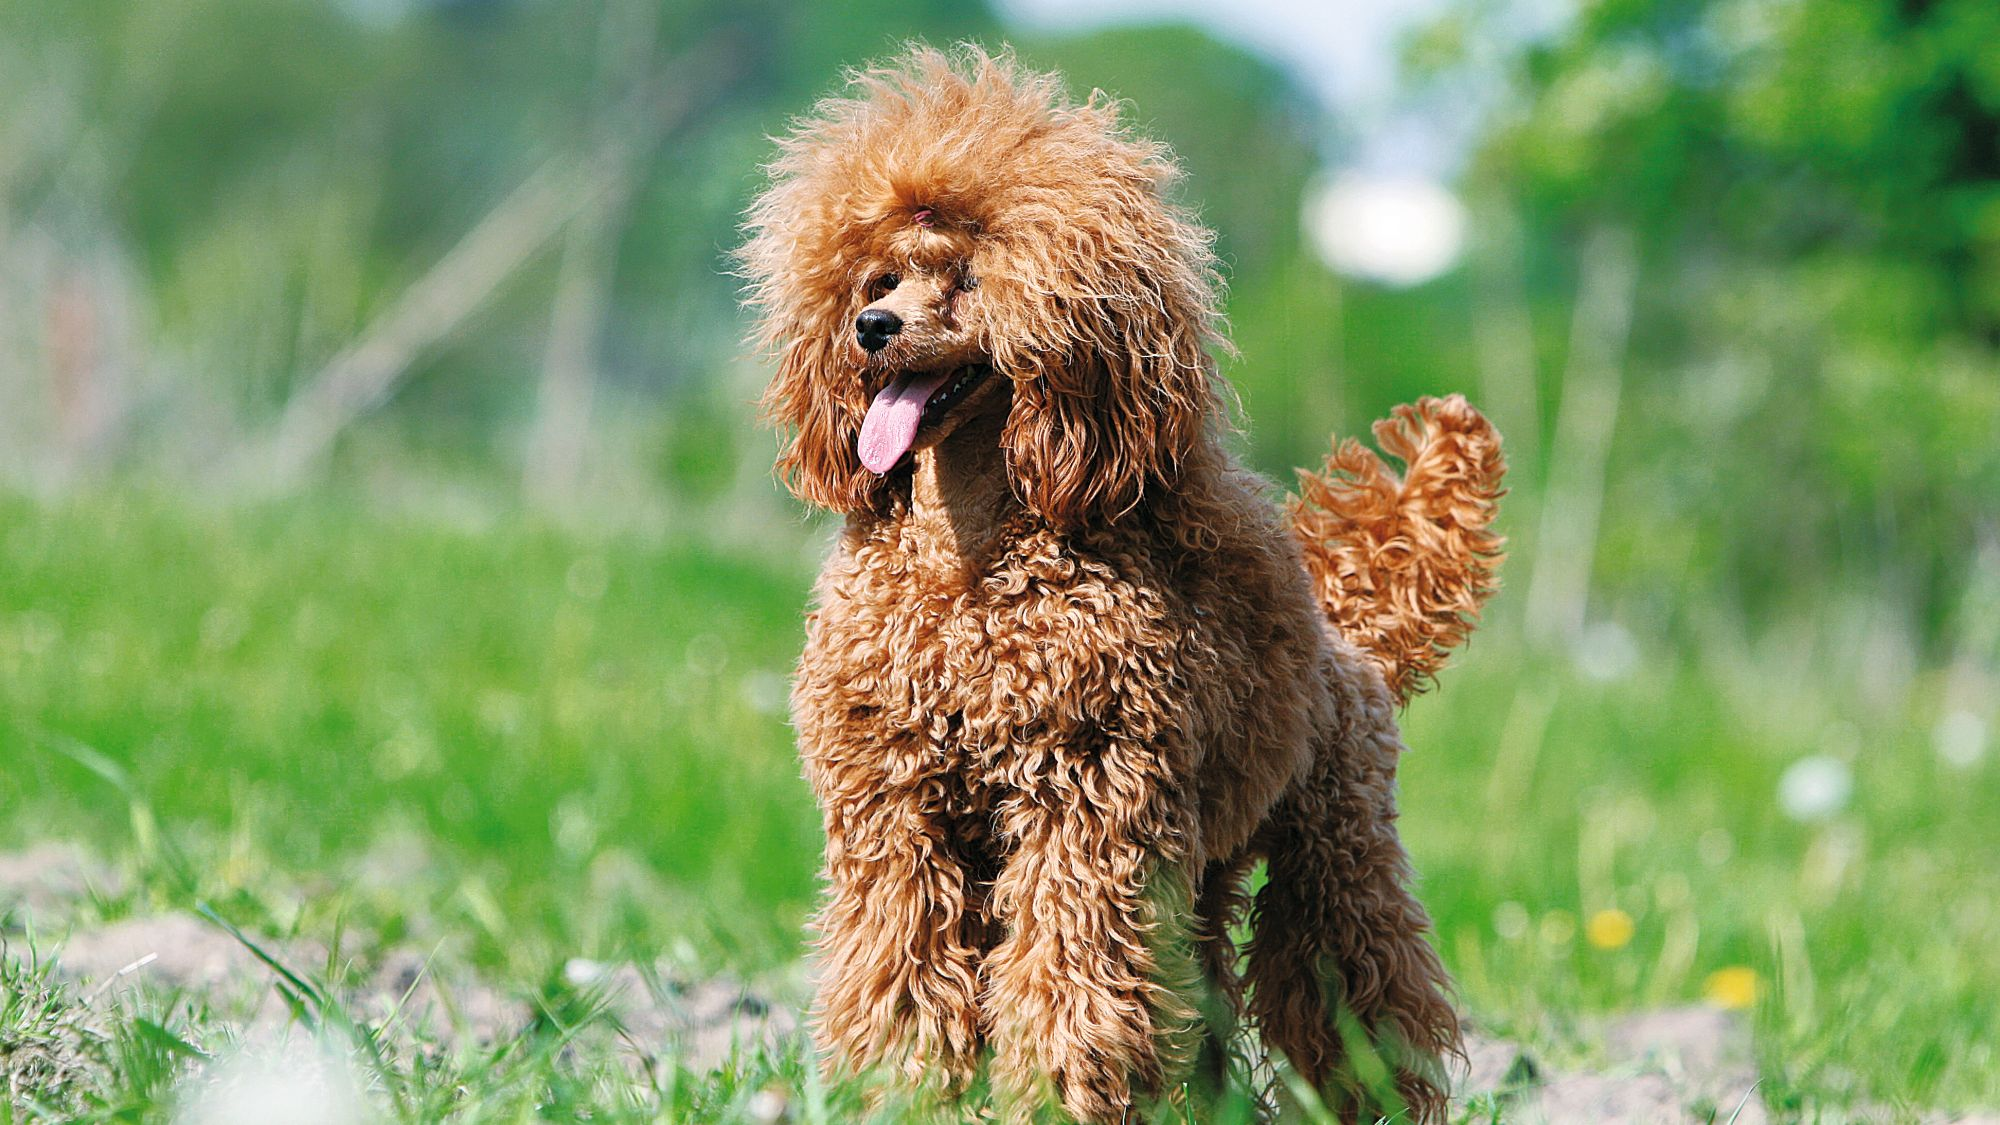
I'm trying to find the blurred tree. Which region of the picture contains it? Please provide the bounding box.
[0,0,1004,477]
[0,1,1337,501]
[1465,0,2000,644]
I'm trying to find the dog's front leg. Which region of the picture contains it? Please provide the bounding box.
[806,751,987,1096]
[983,737,1203,1124]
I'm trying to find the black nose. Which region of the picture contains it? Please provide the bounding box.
[855,309,902,352]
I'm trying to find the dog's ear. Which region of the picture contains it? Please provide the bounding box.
[762,332,884,515]
[994,191,1224,528]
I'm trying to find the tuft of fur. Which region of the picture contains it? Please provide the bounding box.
[1290,395,1506,703]
[738,43,1501,1125]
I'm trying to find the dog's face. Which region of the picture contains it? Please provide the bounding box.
[740,45,1226,527]
[845,241,1007,474]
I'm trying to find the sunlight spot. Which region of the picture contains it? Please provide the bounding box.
[748,1089,790,1124]
[741,669,790,717]
[175,1037,366,1125]
[1492,900,1530,941]
[375,723,440,780]
[476,689,526,737]
[550,794,599,858]
[1697,827,1735,867]
[1303,172,1466,287]
[564,957,609,986]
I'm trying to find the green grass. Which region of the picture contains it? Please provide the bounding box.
[3,492,821,970]
[2,491,1995,1120]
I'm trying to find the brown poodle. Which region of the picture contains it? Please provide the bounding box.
[738,45,1505,1124]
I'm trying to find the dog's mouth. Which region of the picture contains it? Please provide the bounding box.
[857,363,992,474]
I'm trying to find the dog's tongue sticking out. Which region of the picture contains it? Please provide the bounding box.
[857,370,952,473]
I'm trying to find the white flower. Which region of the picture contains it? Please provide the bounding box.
[1777,755,1852,822]
[563,957,609,986]
[1935,709,1988,769]
[1574,620,1640,683]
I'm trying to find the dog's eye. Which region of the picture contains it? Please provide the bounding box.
[867,274,900,301]
[960,275,980,291]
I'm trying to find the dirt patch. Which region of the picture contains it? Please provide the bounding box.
[560,958,803,1072]
[1456,1009,1767,1124]
[357,946,524,1044]
[48,911,327,1037]
[39,908,801,1072]
[55,913,321,996]
[0,842,120,920]
[1605,1006,1765,1121]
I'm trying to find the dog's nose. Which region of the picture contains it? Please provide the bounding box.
[855,309,902,352]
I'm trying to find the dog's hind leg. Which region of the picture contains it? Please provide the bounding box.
[1244,659,1460,1123]
[1189,852,1285,1120]
[1191,854,1251,1086]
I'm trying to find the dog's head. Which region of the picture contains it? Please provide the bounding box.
[738,44,1226,527]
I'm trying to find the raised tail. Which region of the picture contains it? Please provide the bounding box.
[1288,394,1506,703]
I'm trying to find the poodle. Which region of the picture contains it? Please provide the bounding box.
[738,45,1505,1124]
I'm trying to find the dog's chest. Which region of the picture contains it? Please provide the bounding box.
[803,535,1208,760]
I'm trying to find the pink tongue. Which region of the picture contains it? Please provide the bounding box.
[857,370,953,473]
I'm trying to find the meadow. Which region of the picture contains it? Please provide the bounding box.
[5,1,1999,1119]
[4,486,1995,1121]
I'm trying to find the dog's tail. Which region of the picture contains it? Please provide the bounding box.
[1287,394,1506,703]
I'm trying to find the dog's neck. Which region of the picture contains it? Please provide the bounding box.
[902,408,1015,569]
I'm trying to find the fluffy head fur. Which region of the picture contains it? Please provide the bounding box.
[740,44,1225,527]
[739,44,1505,1124]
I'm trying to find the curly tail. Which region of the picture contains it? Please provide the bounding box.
[1288,394,1506,703]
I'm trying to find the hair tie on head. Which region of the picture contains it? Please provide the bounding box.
[912,208,935,227]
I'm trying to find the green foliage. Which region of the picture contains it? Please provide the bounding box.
[1470,0,2000,640]
[1,0,1006,433]
[1,2,1341,470]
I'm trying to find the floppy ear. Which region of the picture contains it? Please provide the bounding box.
[761,332,885,515]
[997,207,1223,528]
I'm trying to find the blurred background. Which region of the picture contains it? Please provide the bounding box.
[3,0,1997,1118]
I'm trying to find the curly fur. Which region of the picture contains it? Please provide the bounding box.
[1291,397,1508,702]
[739,44,1505,1124]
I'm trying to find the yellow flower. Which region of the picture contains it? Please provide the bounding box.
[1704,966,1760,1010]
[1586,908,1635,950]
